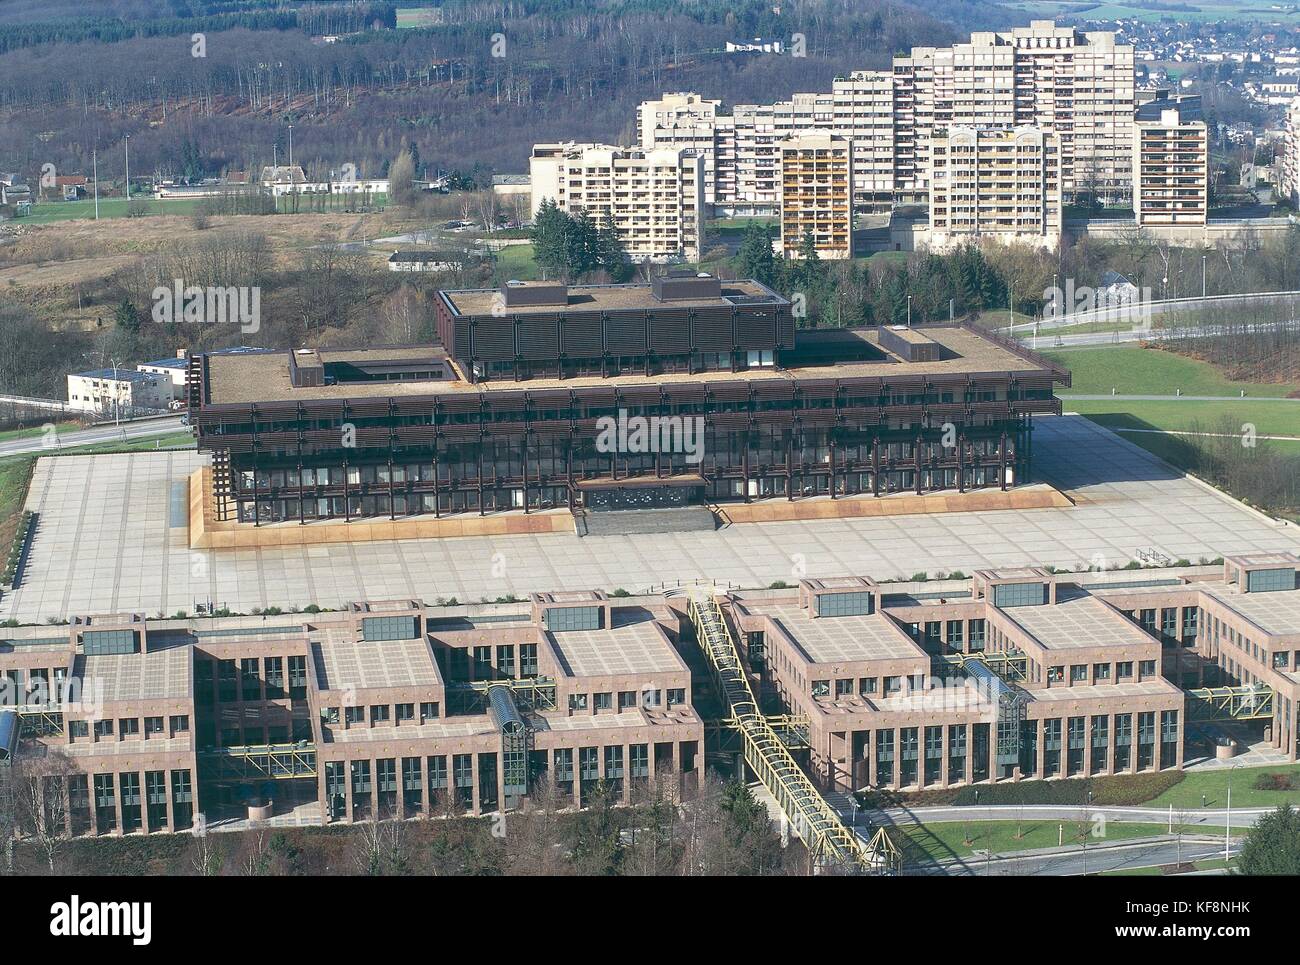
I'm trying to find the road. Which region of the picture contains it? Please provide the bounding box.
[0,416,188,457]
[861,803,1273,832]
[913,836,1237,876]
[830,802,1265,875]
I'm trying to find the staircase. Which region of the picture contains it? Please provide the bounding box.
[580,506,717,537]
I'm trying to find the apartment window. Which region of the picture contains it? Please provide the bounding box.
[569,693,588,711]
[594,692,613,711]
[145,716,164,736]
[370,704,390,724]
[420,702,439,722]
[1117,662,1134,680]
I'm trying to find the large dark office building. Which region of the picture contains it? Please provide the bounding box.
[188,273,1068,525]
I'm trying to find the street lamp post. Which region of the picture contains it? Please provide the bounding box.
[1225,762,1241,862]
[906,295,912,328]
[1202,253,1207,299]
[123,134,130,204]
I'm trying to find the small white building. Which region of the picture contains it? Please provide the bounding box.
[67,368,171,416]
[136,355,190,402]
[387,250,469,272]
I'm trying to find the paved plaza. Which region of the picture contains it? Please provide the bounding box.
[2,415,1296,623]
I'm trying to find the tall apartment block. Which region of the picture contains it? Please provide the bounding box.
[636,93,727,207]
[928,126,1062,251]
[637,21,1134,214]
[528,143,705,262]
[1281,95,1300,208]
[1132,93,1209,227]
[779,133,854,259]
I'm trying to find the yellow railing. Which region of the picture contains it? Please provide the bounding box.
[689,591,899,874]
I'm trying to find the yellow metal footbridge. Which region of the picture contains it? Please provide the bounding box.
[689,590,900,874]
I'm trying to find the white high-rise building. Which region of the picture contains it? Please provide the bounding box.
[529,143,705,262]
[635,20,1135,213]
[928,126,1062,251]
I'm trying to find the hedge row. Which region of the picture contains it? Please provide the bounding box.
[2,510,34,586]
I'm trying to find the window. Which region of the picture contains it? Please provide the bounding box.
[569,693,588,711]
[145,716,164,736]
[1047,666,1064,683]
[420,702,439,722]
[396,703,415,722]
[1117,662,1133,680]
[69,720,89,738]
[361,615,419,641]
[812,680,831,698]
[1139,660,1156,679]
[370,704,391,724]
[618,691,637,710]
[859,677,877,695]
[120,718,139,736]
[1070,665,1087,684]
[594,692,613,711]
[667,688,686,707]
[1093,663,1110,680]
[544,606,603,632]
[345,705,364,724]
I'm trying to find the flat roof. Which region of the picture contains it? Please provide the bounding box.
[1004,597,1155,651]
[203,326,1050,405]
[1030,679,1182,702]
[73,648,192,703]
[442,279,787,317]
[311,628,441,691]
[547,617,683,677]
[1203,585,1300,637]
[757,604,924,664]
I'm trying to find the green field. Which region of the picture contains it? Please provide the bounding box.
[16,197,206,224]
[490,243,540,281]
[900,819,1170,861]
[1063,400,1300,440]
[1004,0,1300,24]
[1047,347,1300,398]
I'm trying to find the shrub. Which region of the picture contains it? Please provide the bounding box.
[1253,773,1296,791]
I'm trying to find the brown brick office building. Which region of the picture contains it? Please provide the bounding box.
[187,273,1068,526]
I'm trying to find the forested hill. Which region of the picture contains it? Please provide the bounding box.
[0,0,1012,186]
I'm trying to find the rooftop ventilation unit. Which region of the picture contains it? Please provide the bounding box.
[652,270,722,302]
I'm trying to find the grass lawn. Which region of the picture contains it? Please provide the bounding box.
[899,819,1169,861]
[1145,762,1300,811]
[490,243,540,281]
[1046,346,1300,398]
[1063,400,1300,440]
[1099,865,1166,876]
[0,456,35,565]
[0,421,82,443]
[18,197,206,224]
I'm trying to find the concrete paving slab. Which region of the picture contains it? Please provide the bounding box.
[2,415,1296,622]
